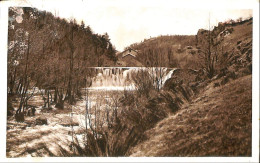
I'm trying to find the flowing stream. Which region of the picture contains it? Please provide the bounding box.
[89,67,175,90]
[6,67,175,157]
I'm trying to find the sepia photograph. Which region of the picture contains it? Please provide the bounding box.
[0,0,259,162]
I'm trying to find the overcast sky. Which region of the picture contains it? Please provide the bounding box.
[7,0,253,51]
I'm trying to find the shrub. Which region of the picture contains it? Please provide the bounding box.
[131,69,155,97]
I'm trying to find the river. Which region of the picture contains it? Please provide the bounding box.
[6,67,175,157]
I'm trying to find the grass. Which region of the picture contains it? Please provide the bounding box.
[129,75,252,156]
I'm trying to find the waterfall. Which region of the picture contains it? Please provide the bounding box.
[88,67,176,90]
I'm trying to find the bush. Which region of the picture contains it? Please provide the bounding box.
[131,69,155,97]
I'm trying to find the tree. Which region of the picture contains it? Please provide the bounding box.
[7,7,117,121]
[199,15,219,79]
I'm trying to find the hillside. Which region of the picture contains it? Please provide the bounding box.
[126,18,253,156]
[129,75,252,156]
[129,35,196,51]
[121,18,252,73]
[125,35,197,68]
[196,17,252,78]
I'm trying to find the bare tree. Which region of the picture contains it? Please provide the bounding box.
[199,14,219,79]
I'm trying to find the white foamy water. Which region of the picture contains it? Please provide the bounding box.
[89,67,176,90]
[7,67,176,157]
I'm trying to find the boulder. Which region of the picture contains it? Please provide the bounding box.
[36,117,48,125]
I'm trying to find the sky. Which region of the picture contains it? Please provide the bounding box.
[3,0,253,51]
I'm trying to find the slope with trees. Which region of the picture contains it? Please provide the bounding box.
[125,35,197,68]
[128,17,253,156]
[7,7,117,121]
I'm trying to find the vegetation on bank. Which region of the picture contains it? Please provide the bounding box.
[127,17,253,156]
[76,17,252,156]
[7,7,117,121]
[130,75,252,156]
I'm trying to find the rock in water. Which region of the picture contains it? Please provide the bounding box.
[36,117,48,125]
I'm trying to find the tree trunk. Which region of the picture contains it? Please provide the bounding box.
[54,87,58,103]
[67,27,74,104]
[47,89,50,108]
[16,34,30,117]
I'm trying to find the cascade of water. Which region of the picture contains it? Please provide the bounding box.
[160,68,176,89]
[88,67,176,90]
